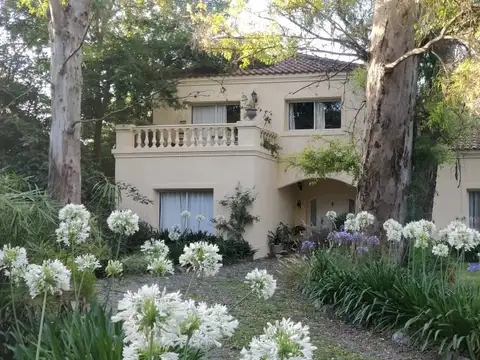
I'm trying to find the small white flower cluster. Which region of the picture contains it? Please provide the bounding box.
[179,241,223,277]
[23,259,71,298]
[245,268,277,300]
[432,244,449,258]
[344,211,375,232]
[168,224,181,242]
[107,209,139,236]
[383,219,403,242]
[240,318,317,359]
[440,220,480,251]
[112,284,238,358]
[141,239,174,276]
[326,211,337,222]
[75,254,101,272]
[0,244,28,284]
[141,239,169,259]
[181,210,191,218]
[106,260,123,278]
[403,220,436,249]
[196,214,205,222]
[56,204,91,247]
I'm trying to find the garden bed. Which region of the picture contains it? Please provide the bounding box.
[98,258,434,360]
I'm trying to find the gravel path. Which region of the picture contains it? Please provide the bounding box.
[98,258,435,360]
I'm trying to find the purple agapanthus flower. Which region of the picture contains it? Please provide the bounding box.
[328,231,356,245]
[467,263,480,272]
[364,235,380,245]
[301,241,316,250]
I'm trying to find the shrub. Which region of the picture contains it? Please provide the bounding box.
[12,303,123,360]
[121,253,150,275]
[303,250,480,358]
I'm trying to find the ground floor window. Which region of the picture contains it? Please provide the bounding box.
[469,190,480,230]
[310,198,317,226]
[159,190,214,233]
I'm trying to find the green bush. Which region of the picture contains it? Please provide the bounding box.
[303,250,480,358]
[121,253,150,275]
[12,303,123,360]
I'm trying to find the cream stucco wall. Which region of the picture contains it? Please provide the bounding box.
[433,151,480,228]
[154,73,364,187]
[114,72,366,257]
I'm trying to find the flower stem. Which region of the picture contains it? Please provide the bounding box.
[35,291,48,360]
[229,290,254,311]
[76,271,86,309]
[10,279,24,345]
[71,244,77,309]
[184,270,196,298]
[105,235,122,307]
[183,336,191,360]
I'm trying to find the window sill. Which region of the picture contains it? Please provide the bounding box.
[280,129,346,137]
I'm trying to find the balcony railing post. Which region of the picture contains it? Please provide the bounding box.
[236,121,262,147]
[115,124,136,151]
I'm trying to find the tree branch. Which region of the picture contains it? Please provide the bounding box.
[60,17,93,74]
[384,12,463,71]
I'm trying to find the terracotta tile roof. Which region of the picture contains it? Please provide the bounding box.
[232,54,357,76]
[457,132,480,150]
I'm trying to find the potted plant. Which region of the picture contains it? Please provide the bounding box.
[267,229,284,255]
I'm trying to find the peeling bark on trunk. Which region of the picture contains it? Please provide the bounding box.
[47,0,89,204]
[357,0,419,231]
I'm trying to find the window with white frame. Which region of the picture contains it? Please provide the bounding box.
[159,190,214,233]
[288,100,342,130]
[469,191,480,230]
[192,104,240,124]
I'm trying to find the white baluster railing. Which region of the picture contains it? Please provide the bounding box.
[115,123,278,156]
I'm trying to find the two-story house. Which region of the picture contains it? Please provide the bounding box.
[113,54,480,256]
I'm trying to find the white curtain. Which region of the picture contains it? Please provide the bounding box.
[288,105,295,130]
[215,106,227,124]
[159,192,186,230]
[188,192,214,233]
[469,191,480,230]
[192,105,227,124]
[159,191,214,233]
[314,102,325,130]
[192,106,216,124]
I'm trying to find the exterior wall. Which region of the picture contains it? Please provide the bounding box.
[153,73,365,187]
[433,151,480,228]
[115,150,284,257]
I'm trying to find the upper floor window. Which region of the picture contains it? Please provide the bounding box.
[288,100,342,130]
[192,104,240,124]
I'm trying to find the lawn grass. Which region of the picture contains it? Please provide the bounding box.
[208,278,374,360]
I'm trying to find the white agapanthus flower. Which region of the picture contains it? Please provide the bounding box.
[147,257,175,276]
[106,260,123,277]
[196,214,205,222]
[245,268,277,300]
[75,254,101,272]
[58,204,90,223]
[141,239,170,259]
[181,210,191,218]
[326,211,337,222]
[179,241,223,277]
[168,224,181,242]
[112,285,186,344]
[179,300,238,349]
[240,318,317,360]
[432,244,449,257]
[437,220,480,251]
[107,209,139,236]
[0,244,28,270]
[23,259,71,298]
[383,219,403,242]
[55,218,91,247]
[0,244,28,284]
[355,211,375,231]
[343,213,358,232]
[403,220,436,249]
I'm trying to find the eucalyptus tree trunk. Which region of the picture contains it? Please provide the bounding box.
[48,0,90,204]
[356,0,419,232]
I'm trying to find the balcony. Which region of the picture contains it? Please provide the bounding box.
[113,121,279,157]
